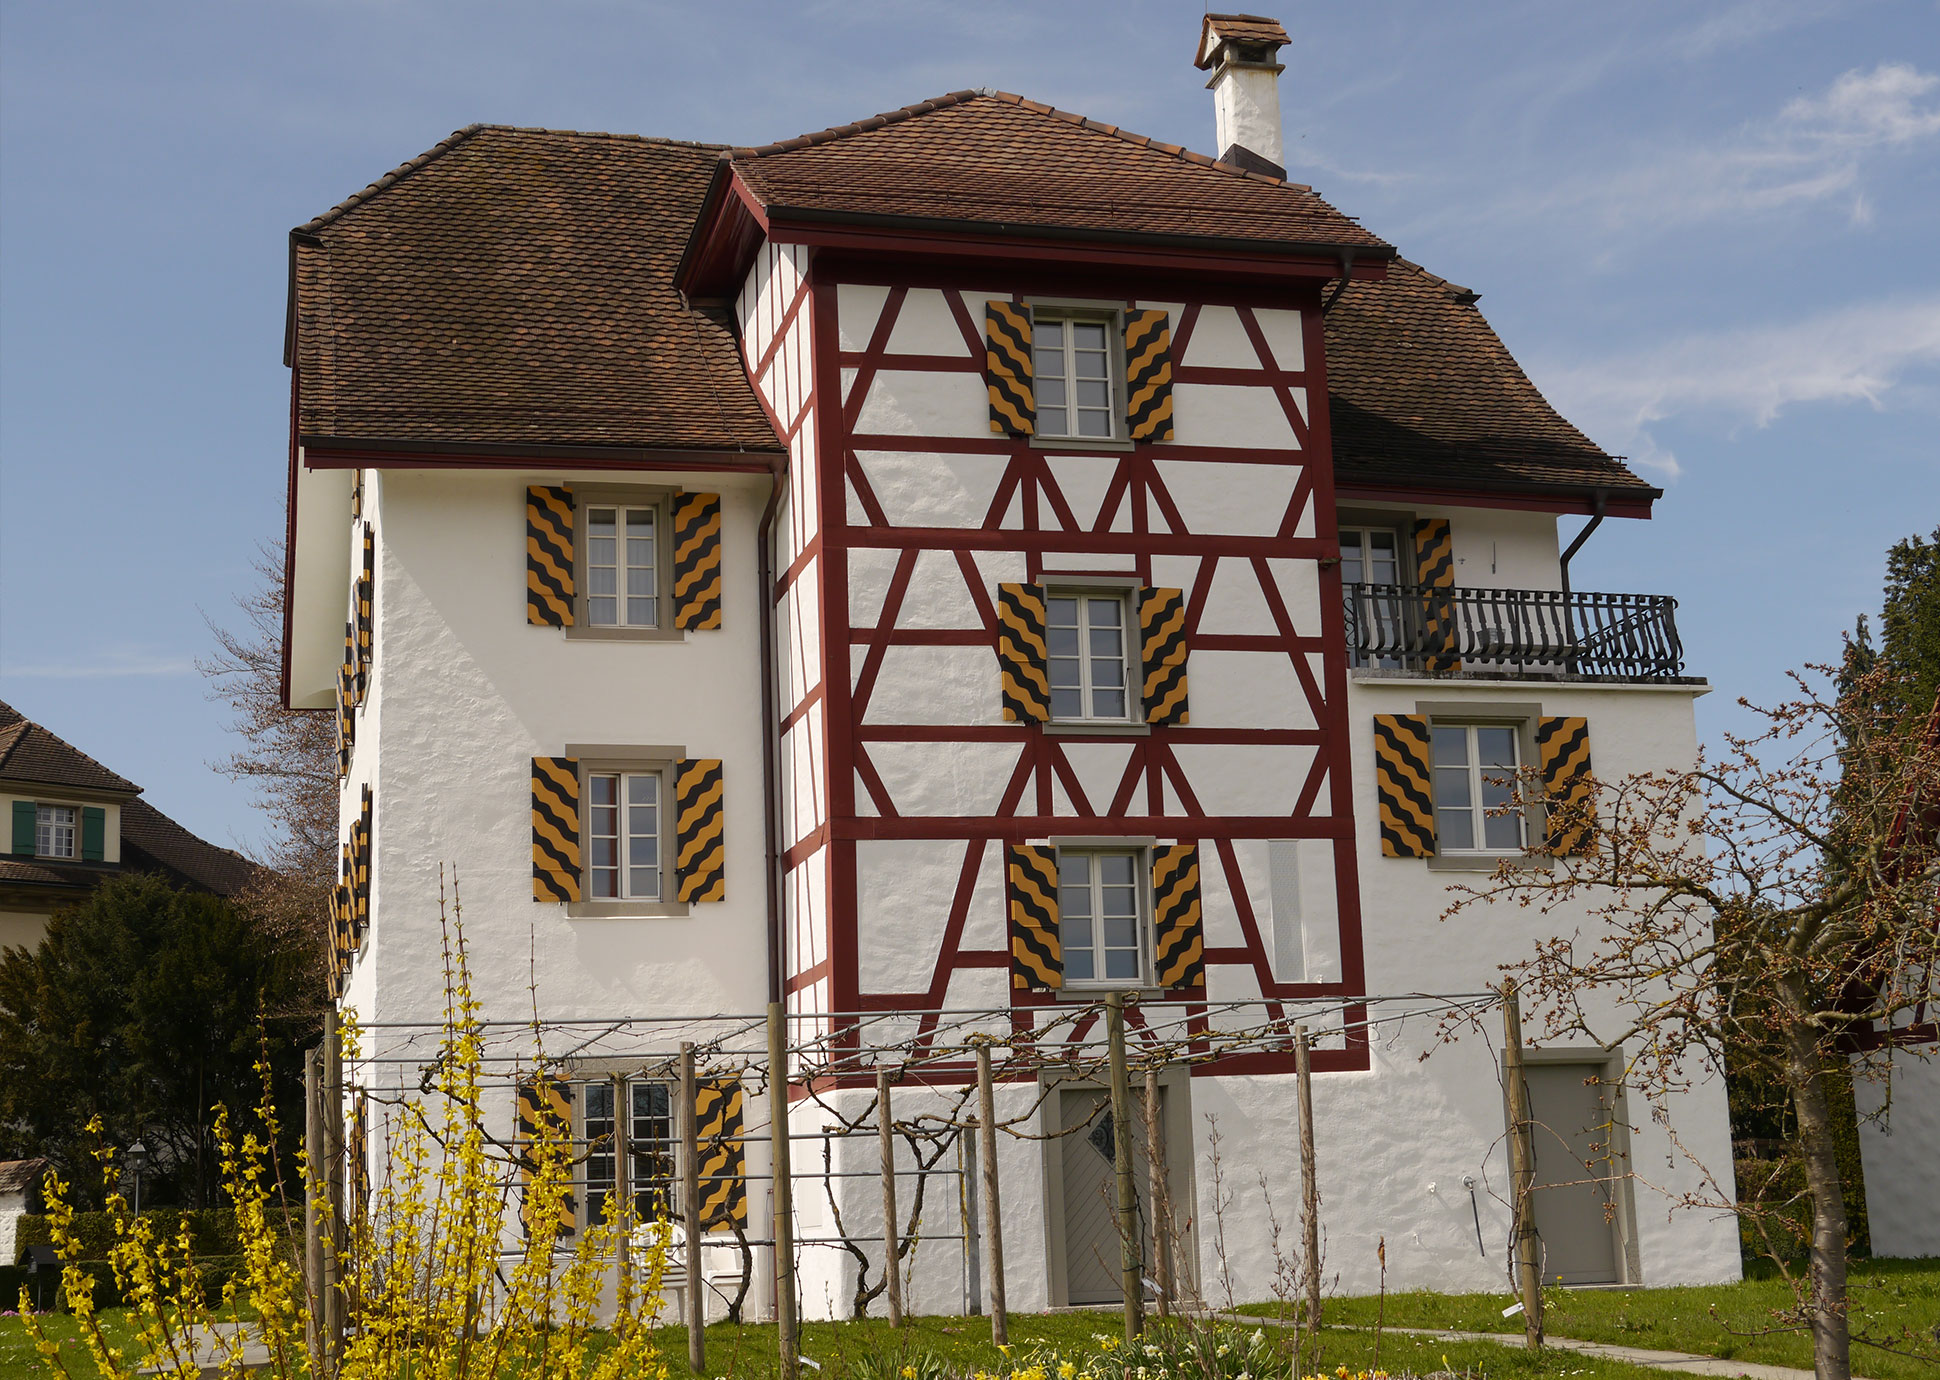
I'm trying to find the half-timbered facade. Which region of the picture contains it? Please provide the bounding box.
[281,14,1742,1315]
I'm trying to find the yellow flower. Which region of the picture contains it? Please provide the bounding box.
[1059,1364,1076,1380]
[904,1368,918,1378]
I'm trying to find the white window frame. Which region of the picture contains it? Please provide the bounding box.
[1045,587,1139,725]
[580,1076,677,1231]
[1056,846,1150,989]
[1340,524,1407,670]
[1431,721,1528,855]
[570,485,679,641]
[36,804,76,860]
[585,768,666,902]
[1031,306,1124,442]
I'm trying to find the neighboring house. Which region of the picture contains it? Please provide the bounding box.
[280,15,1740,1311]
[0,1157,48,1267]
[0,700,262,952]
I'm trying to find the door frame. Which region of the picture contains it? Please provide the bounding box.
[1510,1046,1643,1286]
[1040,1064,1198,1309]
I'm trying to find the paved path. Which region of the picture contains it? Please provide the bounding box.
[1215,1312,1856,1380]
[134,1322,273,1374]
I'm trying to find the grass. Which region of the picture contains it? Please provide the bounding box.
[1238,1256,1940,1380]
[0,1304,1760,1380]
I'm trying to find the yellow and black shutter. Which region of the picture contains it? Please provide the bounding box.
[355,525,374,697]
[695,1078,748,1231]
[336,621,356,777]
[997,583,1050,723]
[672,492,723,631]
[1124,310,1175,442]
[1140,587,1189,725]
[1374,714,1436,858]
[1006,844,1061,990]
[516,1075,578,1238]
[675,758,725,902]
[531,756,581,902]
[1537,717,1595,856]
[352,785,372,945]
[527,486,575,628]
[1152,844,1205,989]
[1412,519,1461,673]
[985,301,1035,436]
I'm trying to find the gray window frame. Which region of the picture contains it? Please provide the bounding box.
[568,484,682,642]
[1054,842,1152,990]
[1029,301,1132,449]
[1411,700,1551,873]
[1043,579,1144,729]
[567,744,689,917]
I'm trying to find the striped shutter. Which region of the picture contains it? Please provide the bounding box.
[672,493,724,631]
[984,301,1035,436]
[1412,519,1461,673]
[516,1075,577,1238]
[1537,717,1595,856]
[675,758,725,902]
[531,757,581,902]
[695,1078,748,1231]
[1139,587,1189,725]
[331,848,353,997]
[1151,845,1205,989]
[1374,714,1436,858]
[11,801,34,856]
[997,583,1050,723]
[355,525,374,696]
[526,486,575,627]
[1006,844,1061,990]
[337,622,355,777]
[81,807,106,863]
[1124,310,1175,442]
[352,785,372,943]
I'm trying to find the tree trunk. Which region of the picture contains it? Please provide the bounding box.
[1780,985,1850,1380]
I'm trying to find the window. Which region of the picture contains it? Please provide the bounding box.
[1341,525,1405,669]
[588,771,663,901]
[585,504,659,628]
[1032,311,1119,440]
[36,805,75,860]
[582,1078,676,1228]
[1059,849,1146,985]
[1048,592,1135,722]
[1432,723,1525,852]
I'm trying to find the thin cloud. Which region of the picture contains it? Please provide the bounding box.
[1524,62,1940,236]
[3,652,196,679]
[1535,294,1940,478]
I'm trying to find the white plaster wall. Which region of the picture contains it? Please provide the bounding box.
[1343,500,1564,592]
[1854,1047,1940,1258]
[358,467,772,1030]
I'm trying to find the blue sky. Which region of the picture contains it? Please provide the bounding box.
[2,0,1936,854]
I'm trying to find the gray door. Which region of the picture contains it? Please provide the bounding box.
[1522,1062,1622,1285]
[1058,1089,1158,1305]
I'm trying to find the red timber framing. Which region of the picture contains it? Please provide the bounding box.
[759,255,1372,1086]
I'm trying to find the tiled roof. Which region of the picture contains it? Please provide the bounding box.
[119,798,262,898]
[1196,13,1293,64]
[1324,259,1656,498]
[0,701,140,793]
[729,91,1391,255]
[291,125,783,454]
[0,1159,48,1195]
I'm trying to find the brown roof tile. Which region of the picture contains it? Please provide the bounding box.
[1195,13,1293,65]
[730,91,1391,256]
[1324,259,1656,499]
[292,126,783,454]
[119,799,263,898]
[0,701,140,793]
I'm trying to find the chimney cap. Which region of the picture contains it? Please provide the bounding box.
[1195,13,1292,70]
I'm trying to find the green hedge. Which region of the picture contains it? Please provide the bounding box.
[13,1206,299,1261]
[0,1255,250,1312]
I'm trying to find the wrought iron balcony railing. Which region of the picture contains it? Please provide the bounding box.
[1344,583,1686,681]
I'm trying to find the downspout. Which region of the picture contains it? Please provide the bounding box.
[1321,249,1358,315]
[758,472,786,1008]
[1558,488,1607,602]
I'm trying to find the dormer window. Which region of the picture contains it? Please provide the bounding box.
[37,804,76,859]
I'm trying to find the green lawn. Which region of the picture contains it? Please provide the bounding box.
[1239,1257,1940,1380]
[0,1305,1730,1380]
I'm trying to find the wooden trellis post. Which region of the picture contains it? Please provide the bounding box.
[1144,1065,1172,1317]
[1106,992,1144,1340]
[303,1049,322,1370]
[1502,983,1544,1348]
[974,1041,1008,1345]
[680,1042,705,1374]
[877,1066,904,1327]
[768,1003,800,1380]
[321,1006,345,1376]
[1295,1024,1321,1337]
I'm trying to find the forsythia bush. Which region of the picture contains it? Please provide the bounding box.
[21,919,674,1379]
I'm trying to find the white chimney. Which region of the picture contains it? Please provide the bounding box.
[1194,13,1291,178]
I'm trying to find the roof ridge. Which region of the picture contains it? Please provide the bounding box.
[733,88,1326,199]
[0,709,142,794]
[295,124,735,237]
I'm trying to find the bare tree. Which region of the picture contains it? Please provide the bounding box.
[200,540,339,978]
[1445,665,1938,1380]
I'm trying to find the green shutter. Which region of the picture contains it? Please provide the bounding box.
[11,801,36,856]
[81,807,105,862]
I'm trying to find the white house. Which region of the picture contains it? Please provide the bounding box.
[280,14,1743,1316]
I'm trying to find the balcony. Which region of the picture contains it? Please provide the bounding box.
[1344,583,1688,682]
